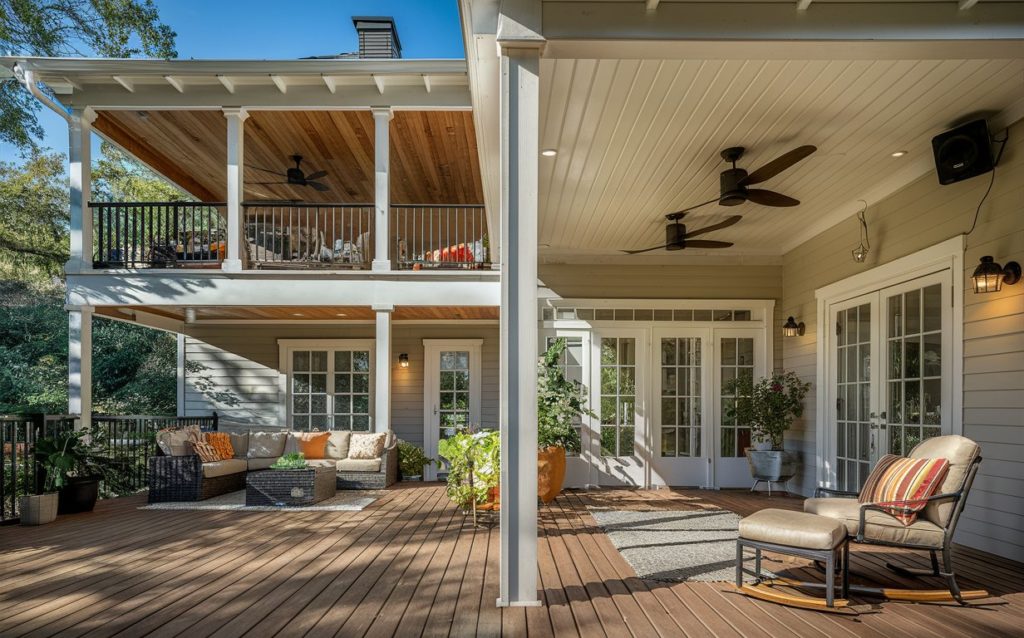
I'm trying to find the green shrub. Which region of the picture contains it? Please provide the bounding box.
[397,440,435,479]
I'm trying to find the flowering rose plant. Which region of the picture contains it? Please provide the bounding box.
[725,371,811,450]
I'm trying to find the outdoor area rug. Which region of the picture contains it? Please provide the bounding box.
[589,509,773,582]
[140,490,380,512]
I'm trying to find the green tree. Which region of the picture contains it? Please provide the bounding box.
[93,141,188,202]
[0,150,68,281]
[1,0,177,149]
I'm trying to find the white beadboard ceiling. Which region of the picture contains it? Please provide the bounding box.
[538,57,1024,262]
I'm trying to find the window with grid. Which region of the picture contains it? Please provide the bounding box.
[599,337,636,457]
[719,337,754,457]
[545,336,585,457]
[660,337,702,457]
[290,347,371,431]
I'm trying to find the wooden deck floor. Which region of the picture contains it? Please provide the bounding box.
[0,485,1021,637]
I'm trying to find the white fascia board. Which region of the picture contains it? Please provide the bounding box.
[66,272,501,308]
[1,57,467,77]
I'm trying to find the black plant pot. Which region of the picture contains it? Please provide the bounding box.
[58,477,100,514]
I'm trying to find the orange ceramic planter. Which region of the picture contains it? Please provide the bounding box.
[537,445,567,504]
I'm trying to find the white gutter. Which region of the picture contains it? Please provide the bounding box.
[14,64,70,122]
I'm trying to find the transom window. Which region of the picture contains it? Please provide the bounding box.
[283,341,373,431]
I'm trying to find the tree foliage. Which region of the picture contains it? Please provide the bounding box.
[1,0,177,149]
[0,150,68,280]
[93,141,188,202]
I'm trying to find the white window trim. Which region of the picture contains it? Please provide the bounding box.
[277,338,375,429]
[813,235,964,489]
[422,338,484,481]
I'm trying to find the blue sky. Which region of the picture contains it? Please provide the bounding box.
[0,0,464,164]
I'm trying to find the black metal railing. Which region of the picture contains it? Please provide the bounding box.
[244,203,373,268]
[0,413,217,522]
[92,202,227,269]
[392,205,488,270]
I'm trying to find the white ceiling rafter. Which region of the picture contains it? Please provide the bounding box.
[959,0,981,9]
[645,0,659,12]
[163,75,184,92]
[111,75,134,92]
[373,74,385,94]
[423,74,432,93]
[796,0,813,11]
[217,75,235,94]
[269,74,287,94]
[322,75,337,94]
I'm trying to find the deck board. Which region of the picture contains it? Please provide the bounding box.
[0,485,1021,637]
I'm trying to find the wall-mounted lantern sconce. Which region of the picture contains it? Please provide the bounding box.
[184,308,196,324]
[398,353,409,369]
[783,316,805,337]
[971,256,1021,294]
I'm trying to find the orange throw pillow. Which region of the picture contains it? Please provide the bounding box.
[204,432,235,461]
[295,432,331,459]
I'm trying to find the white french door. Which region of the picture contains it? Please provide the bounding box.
[651,329,711,488]
[827,273,953,492]
[713,329,767,488]
[423,339,482,481]
[592,329,647,487]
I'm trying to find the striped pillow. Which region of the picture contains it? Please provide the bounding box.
[192,441,221,464]
[863,457,950,525]
[858,454,901,504]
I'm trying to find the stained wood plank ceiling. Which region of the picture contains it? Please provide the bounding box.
[100,305,499,322]
[95,110,484,205]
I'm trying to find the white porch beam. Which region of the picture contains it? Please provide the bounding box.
[373,304,393,433]
[371,107,393,271]
[796,0,813,11]
[270,74,288,94]
[163,75,185,93]
[959,0,980,9]
[497,0,543,607]
[68,306,93,430]
[217,75,235,94]
[322,75,337,94]
[66,107,96,274]
[223,108,248,273]
[111,75,134,92]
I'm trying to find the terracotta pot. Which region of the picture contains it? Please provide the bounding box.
[478,485,501,511]
[537,445,567,504]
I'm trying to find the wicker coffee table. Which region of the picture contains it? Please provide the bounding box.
[245,466,337,507]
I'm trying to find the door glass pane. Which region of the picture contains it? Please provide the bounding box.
[886,283,942,456]
[293,350,329,431]
[660,337,701,457]
[836,304,871,491]
[720,337,754,458]
[599,337,636,457]
[332,349,372,431]
[439,350,471,441]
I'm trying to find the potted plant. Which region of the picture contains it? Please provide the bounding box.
[537,338,596,503]
[437,428,500,511]
[397,440,435,481]
[21,430,82,525]
[270,452,308,469]
[725,371,811,484]
[34,428,109,515]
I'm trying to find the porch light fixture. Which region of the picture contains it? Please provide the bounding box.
[891,150,908,158]
[399,353,410,368]
[971,256,1021,293]
[783,316,805,337]
[541,149,557,157]
[852,201,870,263]
[184,308,196,324]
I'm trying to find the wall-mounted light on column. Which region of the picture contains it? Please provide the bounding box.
[783,316,805,337]
[398,353,409,369]
[971,256,1021,293]
[184,308,197,324]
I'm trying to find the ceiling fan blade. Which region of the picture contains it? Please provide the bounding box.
[741,145,816,185]
[663,197,721,221]
[307,181,330,192]
[684,240,733,249]
[247,165,287,176]
[249,181,290,185]
[684,215,742,239]
[746,189,800,207]
[621,244,671,255]
[304,170,328,181]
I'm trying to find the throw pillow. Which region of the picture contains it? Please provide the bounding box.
[205,432,234,461]
[349,433,386,460]
[156,428,192,456]
[858,454,901,503]
[864,456,950,525]
[193,441,221,463]
[293,432,331,459]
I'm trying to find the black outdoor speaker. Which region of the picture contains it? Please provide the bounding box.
[931,119,994,185]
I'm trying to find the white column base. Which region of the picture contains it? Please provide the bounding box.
[496,598,544,608]
[372,259,391,272]
[221,258,243,273]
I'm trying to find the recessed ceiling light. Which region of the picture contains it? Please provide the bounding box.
[336,313,347,317]
[541,149,557,157]
[891,150,908,158]
[292,312,305,317]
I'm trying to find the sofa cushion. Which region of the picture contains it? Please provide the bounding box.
[156,428,192,456]
[803,497,946,548]
[247,457,279,471]
[325,431,351,459]
[248,432,288,458]
[202,458,247,478]
[287,432,330,459]
[337,457,382,472]
[349,433,386,459]
[228,432,249,459]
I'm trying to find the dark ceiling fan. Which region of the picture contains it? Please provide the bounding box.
[674,144,817,213]
[249,155,330,192]
[622,211,741,254]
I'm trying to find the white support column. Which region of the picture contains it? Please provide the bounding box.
[68,306,93,430]
[373,304,394,433]
[371,107,393,271]
[66,107,96,274]
[223,107,249,273]
[497,42,543,607]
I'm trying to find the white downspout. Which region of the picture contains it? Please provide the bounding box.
[14,65,71,122]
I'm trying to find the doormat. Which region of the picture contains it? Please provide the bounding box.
[140,490,380,512]
[589,509,772,582]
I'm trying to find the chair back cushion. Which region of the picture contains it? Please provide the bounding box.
[908,435,981,526]
[863,457,949,525]
[247,431,288,458]
[228,432,249,459]
[325,431,351,459]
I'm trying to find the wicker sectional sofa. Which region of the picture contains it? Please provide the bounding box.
[148,429,398,503]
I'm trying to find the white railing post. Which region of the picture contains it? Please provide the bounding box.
[372,107,393,271]
[67,107,96,274]
[68,306,93,431]
[373,304,393,433]
[497,15,544,607]
[223,107,248,273]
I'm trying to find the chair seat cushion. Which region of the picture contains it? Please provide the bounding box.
[202,458,247,478]
[336,458,381,472]
[803,497,946,548]
[739,508,847,550]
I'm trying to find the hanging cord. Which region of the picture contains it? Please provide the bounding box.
[964,129,1010,237]
[856,200,869,251]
